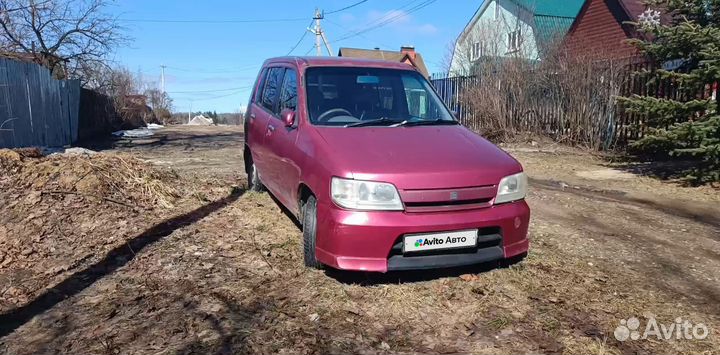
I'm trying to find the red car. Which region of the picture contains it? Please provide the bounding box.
[244,56,529,272]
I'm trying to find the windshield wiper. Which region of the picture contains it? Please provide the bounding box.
[345,117,402,127]
[392,118,460,127]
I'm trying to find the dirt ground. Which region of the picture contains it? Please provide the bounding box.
[1,125,719,354]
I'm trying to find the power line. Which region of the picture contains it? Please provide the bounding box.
[287,20,315,55]
[168,86,253,94]
[120,1,368,24]
[333,0,436,43]
[324,18,393,49]
[326,0,370,14]
[195,89,249,101]
[175,88,251,102]
[118,17,307,24]
[164,64,260,74]
[304,45,315,56]
[330,0,436,44]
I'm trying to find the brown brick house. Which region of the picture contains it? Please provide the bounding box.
[564,0,647,60]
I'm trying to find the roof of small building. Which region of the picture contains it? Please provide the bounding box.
[336,47,430,77]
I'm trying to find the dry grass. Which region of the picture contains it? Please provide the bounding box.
[0,149,179,209]
[1,127,718,354]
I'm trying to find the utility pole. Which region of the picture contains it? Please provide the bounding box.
[308,8,333,56]
[160,64,166,93]
[188,100,192,124]
[314,8,323,56]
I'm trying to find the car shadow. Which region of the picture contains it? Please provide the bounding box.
[324,253,527,286]
[266,190,302,230]
[0,188,245,338]
[81,130,244,152]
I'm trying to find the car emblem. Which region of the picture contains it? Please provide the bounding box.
[449,191,458,200]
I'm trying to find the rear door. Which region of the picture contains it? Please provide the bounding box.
[247,67,285,190]
[265,68,301,208]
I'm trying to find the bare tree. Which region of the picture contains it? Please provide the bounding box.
[0,0,125,82]
[445,2,537,76]
[437,1,630,148]
[144,88,173,124]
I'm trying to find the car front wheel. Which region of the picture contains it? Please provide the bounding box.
[302,195,322,269]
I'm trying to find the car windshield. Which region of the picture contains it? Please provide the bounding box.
[305,67,455,127]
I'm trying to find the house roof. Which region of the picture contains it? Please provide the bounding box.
[618,0,646,19]
[534,15,577,44]
[513,0,586,18]
[457,0,585,49]
[336,47,430,77]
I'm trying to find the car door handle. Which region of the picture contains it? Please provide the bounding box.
[267,125,275,132]
[249,113,256,120]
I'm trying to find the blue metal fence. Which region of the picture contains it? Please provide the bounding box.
[0,58,80,149]
[429,73,479,128]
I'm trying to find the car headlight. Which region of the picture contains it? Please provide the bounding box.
[331,177,403,211]
[494,172,528,204]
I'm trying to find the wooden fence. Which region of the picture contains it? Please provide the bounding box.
[430,58,715,149]
[0,58,81,149]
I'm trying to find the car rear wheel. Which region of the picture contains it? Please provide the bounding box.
[302,195,322,269]
[248,162,265,192]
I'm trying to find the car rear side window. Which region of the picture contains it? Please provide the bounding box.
[279,69,298,112]
[252,68,268,103]
[261,67,285,113]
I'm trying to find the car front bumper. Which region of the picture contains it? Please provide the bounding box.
[314,200,530,272]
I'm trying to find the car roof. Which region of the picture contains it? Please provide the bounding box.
[262,56,419,72]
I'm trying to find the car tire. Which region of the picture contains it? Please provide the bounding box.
[248,162,265,192]
[302,195,323,269]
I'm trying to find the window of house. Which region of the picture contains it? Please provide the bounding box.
[471,41,485,60]
[261,67,285,114]
[471,42,480,60]
[279,68,298,112]
[507,29,521,52]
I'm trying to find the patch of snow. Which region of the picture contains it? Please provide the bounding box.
[112,128,154,138]
[59,147,97,156]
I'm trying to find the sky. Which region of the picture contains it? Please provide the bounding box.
[111,0,482,113]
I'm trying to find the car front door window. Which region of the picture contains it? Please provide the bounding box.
[279,68,298,113]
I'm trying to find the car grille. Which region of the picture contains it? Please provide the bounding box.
[399,185,496,212]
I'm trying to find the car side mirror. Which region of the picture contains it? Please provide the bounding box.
[281,109,296,127]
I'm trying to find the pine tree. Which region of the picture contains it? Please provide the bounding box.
[622,0,720,183]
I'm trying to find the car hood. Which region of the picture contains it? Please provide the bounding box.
[314,125,522,190]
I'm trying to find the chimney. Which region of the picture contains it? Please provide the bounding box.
[400,45,416,60]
